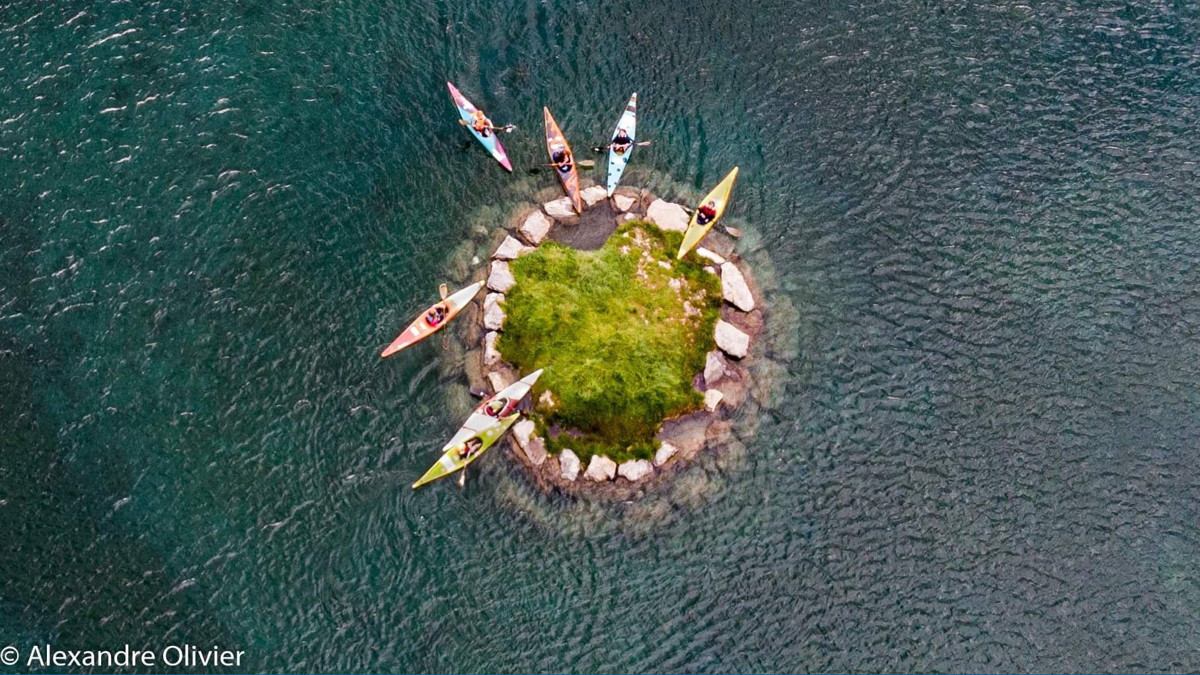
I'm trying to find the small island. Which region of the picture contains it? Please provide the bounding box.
[470,184,764,497]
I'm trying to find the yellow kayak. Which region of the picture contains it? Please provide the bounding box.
[412,413,520,489]
[677,167,739,259]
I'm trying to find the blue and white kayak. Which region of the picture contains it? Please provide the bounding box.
[605,92,637,196]
[447,81,513,172]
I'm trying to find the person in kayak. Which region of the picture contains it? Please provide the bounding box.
[458,436,483,460]
[471,110,492,137]
[550,144,572,174]
[483,396,511,417]
[611,128,633,155]
[425,303,447,327]
[696,200,718,226]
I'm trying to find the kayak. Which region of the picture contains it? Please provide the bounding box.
[677,167,740,260]
[543,107,582,213]
[412,413,520,488]
[605,93,638,197]
[380,281,484,358]
[443,369,544,450]
[447,82,513,172]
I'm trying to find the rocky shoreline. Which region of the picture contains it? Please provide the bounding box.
[466,183,767,499]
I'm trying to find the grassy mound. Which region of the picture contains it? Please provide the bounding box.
[497,221,721,462]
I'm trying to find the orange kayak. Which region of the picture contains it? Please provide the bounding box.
[381,281,484,358]
[543,107,582,213]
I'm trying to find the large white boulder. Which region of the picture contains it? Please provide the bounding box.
[519,210,553,244]
[720,262,755,311]
[584,455,617,482]
[543,197,577,221]
[646,199,690,233]
[696,247,726,265]
[488,260,516,293]
[493,235,525,261]
[613,194,636,212]
[483,331,501,366]
[581,185,607,206]
[560,449,581,481]
[714,320,749,358]
[618,459,653,482]
[512,419,535,450]
[653,441,678,467]
[483,293,506,330]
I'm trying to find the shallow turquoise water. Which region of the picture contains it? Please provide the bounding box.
[4,0,1200,671]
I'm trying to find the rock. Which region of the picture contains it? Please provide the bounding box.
[512,419,536,450]
[560,449,581,481]
[613,194,636,212]
[618,459,653,482]
[704,388,725,411]
[657,260,672,270]
[493,235,525,261]
[704,350,730,387]
[720,262,755,311]
[538,390,557,409]
[488,260,516,293]
[484,331,501,366]
[654,442,678,467]
[525,437,547,466]
[715,320,750,358]
[646,199,690,233]
[696,247,725,265]
[617,212,637,225]
[581,185,607,206]
[721,305,765,336]
[487,371,512,393]
[584,455,617,482]
[519,210,553,244]
[543,197,578,221]
[483,293,506,330]
[657,411,708,460]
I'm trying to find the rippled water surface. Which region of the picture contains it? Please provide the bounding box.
[4,0,1200,671]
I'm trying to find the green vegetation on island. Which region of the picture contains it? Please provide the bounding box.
[498,221,721,462]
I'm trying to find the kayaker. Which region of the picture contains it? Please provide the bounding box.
[425,303,447,327]
[551,145,572,173]
[471,110,492,137]
[611,128,633,155]
[696,200,717,226]
[458,436,483,460]
[483,397,510,417]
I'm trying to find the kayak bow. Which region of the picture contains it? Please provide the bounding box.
[677,167,740,259]
[447,82,513,172]
[380,281,484,358]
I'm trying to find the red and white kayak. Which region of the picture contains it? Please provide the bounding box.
[543,107,582,213]
[381,281,484,358]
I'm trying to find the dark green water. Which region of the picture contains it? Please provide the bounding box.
[4,0,1200,671]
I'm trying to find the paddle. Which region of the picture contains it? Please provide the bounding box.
[592,140,653,153]
[529,159,596,172]
[458,119,516,133]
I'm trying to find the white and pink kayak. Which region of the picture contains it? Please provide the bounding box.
[447,82,512,172]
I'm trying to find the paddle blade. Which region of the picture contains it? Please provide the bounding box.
[724,226,742,238]
[439,283,449,300]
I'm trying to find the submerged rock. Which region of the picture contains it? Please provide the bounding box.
[488,260,516,293]
[714,320,749,358]
[581,185,607,206]
[483,331,501,366]
[618,459,654,482]
[543,197,578,221]
[585,455,617,481]
[654,441,678,467]
[720,262,755,312]
[704,350,730,387]
[520,210,553,244]
[560,449,581,481]
[493,235,525,261]
[646,199,690,233]
[483,293,506,330]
